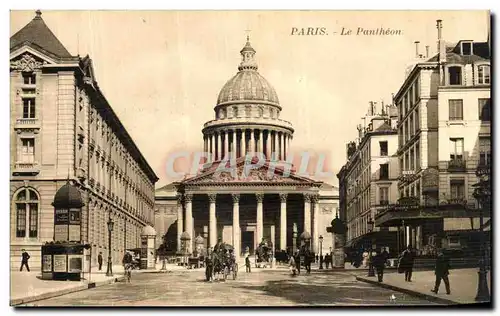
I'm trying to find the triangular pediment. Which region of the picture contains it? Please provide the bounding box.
[183,159,319,185]
[10,52,50,72]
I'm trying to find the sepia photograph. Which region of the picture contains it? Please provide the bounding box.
[8,9,491,307]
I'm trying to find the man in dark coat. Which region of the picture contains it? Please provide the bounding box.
[20,249,30,272]
[373,249,389,282]
[98,252,103,271]
[205,248,214,281]
[294,250,301,275]
[399,245,415,282]
[431,249,451,294]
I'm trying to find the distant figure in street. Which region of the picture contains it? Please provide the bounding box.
[245,255,251,273]
[324,253,330,269]
[431,249,451,295]
[399,245,415,282]
[373,249,388,282]
[205,248,213,282]
[315,254,319,263]
[362,250,369,267]
[289,255,297,276]
[122,251,133,282]
[20,249,30,272]
[98,252,103,271]
[303,250,312,274]
[294,250,301,275]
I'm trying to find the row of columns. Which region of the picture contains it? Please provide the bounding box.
[203,129,292,161]
[176,192,320,255]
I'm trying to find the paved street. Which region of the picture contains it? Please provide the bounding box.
[24,269,437,306]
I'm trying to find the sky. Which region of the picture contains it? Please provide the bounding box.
[10,10,489,188]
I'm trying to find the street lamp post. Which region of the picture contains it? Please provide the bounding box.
[367,217,375,277]
[319,235,324,270]
[106,215,114,277]
[473,164,490,302]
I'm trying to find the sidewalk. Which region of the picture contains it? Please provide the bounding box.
[356,268,491,305]
[10,262,186,306]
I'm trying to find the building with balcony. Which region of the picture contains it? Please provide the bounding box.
[10,11,159,270]
[337,102,400,255]
[375,19,491,256]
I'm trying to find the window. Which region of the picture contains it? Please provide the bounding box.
[416,142,421,170]
[22,72,36,85]
[245,106,251,118]
[461,42,472,55]
[20,139,35,163]
[449,99,463,120]
[478,65,490,84]
[448,66,462,85]
[450,180,465,199]
[449,138,464,160]
[15,188,39,238]
[415,108,419,131]
[478,98,491,121]
[233,106,238,118]
[22,98,36,119]
[379,163,389,180]
[379,141,388,156]
[479,137,491,166]
[379,187,389,205]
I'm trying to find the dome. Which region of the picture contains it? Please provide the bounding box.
[300,231,311,240]
[141,225,156,236]
[216,37,280,106]
[52,181,84,209]
[217,71,279,106]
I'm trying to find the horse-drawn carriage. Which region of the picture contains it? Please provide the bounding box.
[208,242,238,281]
[255,239,273,268]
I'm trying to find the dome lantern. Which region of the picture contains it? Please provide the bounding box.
[238,35,258,71]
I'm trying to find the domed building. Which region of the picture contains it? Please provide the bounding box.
[155,37,339,259]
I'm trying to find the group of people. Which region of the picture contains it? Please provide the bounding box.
[289,249,313,276]
[314,253,333,268]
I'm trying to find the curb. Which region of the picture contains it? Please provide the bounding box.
[355,276,460,305]
[10,276,125,306]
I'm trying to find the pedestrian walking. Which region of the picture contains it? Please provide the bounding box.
[373,249,387,282]
[245,255,251,273]
[362,249,369,267]
[294,250,301,275]
[431,249,451,295]
[20,249,30,272]
[122,251,133,283]
[398,245,415,282]
[289,255,297,276]
[205,249,213,282]
[98,252,103,271]
[324,253,330,269]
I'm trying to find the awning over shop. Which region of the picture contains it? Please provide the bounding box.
[344,230,397,250]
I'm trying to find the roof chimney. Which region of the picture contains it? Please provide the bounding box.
[425,45,430,58]
[437,19,446,63]
[414,41,420,58]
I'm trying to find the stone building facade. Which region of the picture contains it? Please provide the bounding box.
[10,11,158,270]
[375,20,491,254]
[337,103,400,253]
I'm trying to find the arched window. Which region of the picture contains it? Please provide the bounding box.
[258,107,264,118]
[233,106,238,118]
[478,65,490,84]
[15,188,39,238]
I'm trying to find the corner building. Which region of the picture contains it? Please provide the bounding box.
[10,11,158,270]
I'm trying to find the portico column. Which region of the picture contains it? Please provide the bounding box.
[278,132,283,160]
[265,130,271,159]
[232,194,240,257]
[216,132,221,161]
[312,194,319,253]
[176,194,183,252]
[279,193,288,251]
[237,129,242,158]
[303,193,312,235]
[185,193,193,253]
[256,193,264,246]
[208,193,217,248]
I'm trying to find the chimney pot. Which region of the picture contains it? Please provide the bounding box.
[414,41,420,58]
[425,45,430,58]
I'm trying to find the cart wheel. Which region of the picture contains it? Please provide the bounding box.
[233,263,238,280]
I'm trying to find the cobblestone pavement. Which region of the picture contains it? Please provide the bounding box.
[25,269,438,306]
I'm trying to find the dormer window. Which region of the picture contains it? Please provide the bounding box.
[448,66,462,85]
[478,65,490,84]
[461,41,473,56]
